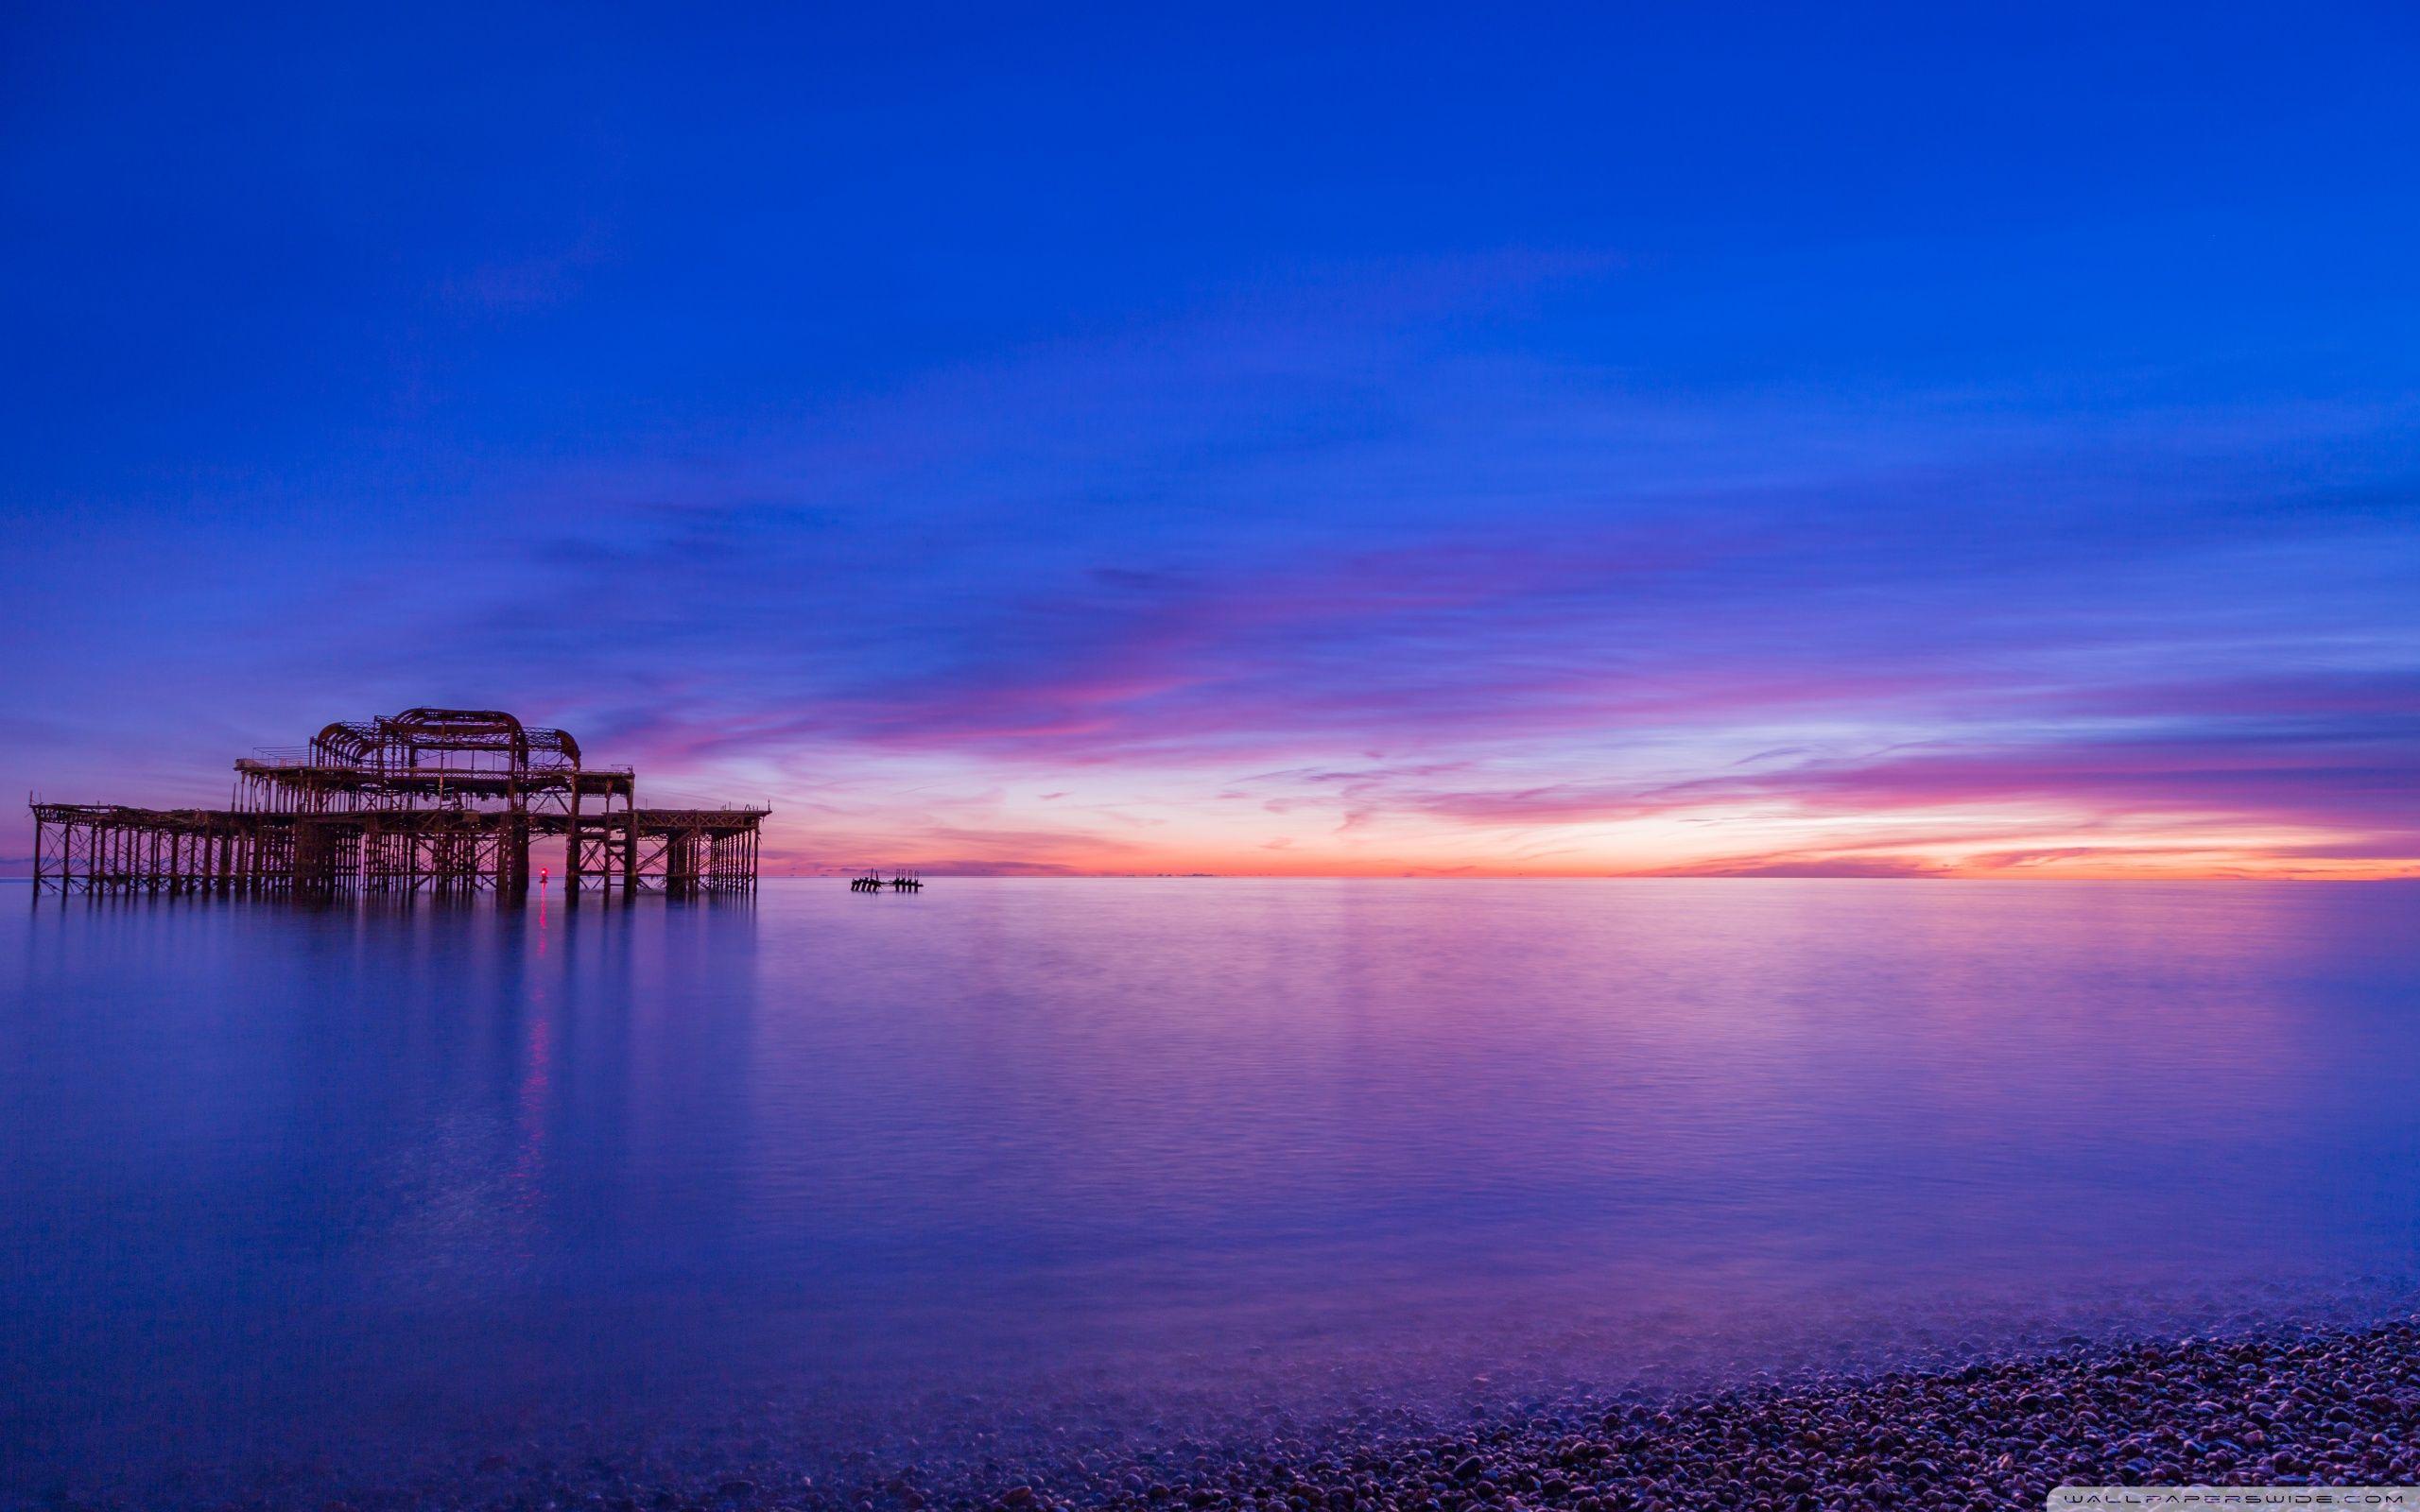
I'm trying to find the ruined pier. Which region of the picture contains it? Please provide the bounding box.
[29,708,766,901]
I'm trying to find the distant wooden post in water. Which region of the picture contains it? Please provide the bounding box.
[28,708,768,902]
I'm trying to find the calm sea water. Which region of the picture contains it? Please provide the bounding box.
[4,879,2418,1503]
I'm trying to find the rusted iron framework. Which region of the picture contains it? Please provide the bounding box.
[30,709,767,902]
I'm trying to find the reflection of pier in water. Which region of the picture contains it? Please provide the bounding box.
[29,708,766,901]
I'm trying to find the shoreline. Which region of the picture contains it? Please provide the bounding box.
[889,1317,2420,1512]
[78,1315,2406,1512]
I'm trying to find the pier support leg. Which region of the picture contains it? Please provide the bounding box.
[503,816,530,901]
[565,787,582,906]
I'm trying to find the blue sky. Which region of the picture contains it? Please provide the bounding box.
[4,3,2415,875]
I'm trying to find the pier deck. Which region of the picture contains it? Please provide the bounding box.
[30,709,767,901]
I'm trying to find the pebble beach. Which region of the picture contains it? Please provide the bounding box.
[195,1316,2418,1512]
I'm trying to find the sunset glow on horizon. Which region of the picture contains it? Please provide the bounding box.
[4,7,2415,881]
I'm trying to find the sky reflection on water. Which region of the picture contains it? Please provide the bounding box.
[4,879,2417,1502]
